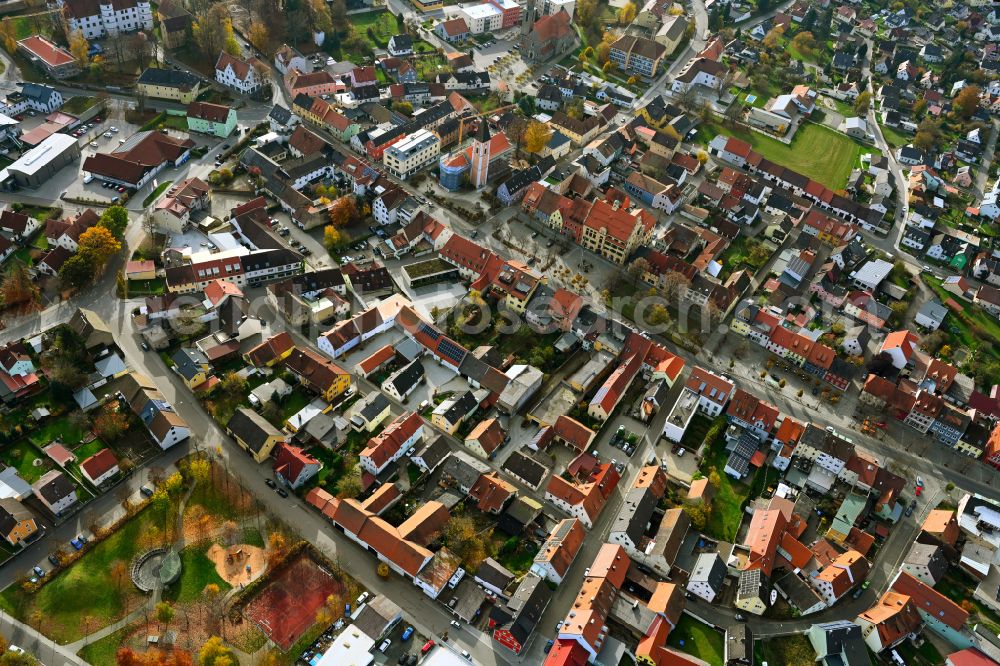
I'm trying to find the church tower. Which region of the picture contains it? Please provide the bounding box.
[470,120,491,190]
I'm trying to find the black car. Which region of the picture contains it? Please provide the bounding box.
[276,487,289,498]
[47,555,59,567]
[139,485,154,497]
[265,479,277,489]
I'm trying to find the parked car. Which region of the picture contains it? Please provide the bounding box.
[276,487,288,498]
[421,640,435,655]
[265,479,276,489]
[47,555,59,567]
[401,626,414,641]
[139,485,154,497]
[450,620,461,629]
[32,566,44,577]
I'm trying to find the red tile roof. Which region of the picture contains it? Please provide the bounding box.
[273,443,319,486]
[891,571,969,630]
[18,35,75,67]
[553,415,596,451]
[80,448,118,481]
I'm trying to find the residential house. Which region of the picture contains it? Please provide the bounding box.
[0,499,37,546]
[32,470,77,516]
[227,407,285,463]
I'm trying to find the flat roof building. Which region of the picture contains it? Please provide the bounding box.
[384,128,440,180]
[0,133,80,190]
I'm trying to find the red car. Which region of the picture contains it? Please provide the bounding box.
[421,640,435,655]
[915,486,922,497]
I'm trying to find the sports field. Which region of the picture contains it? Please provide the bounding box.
[244,553,343,650]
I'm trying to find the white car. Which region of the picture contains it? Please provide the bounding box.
[450,620,461,629]
[379,639,391,653]
[103,131,112,138]
[110,126,119,133]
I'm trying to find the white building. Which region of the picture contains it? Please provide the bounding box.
[541,0,575,19]
[215,52,264,95]
[686,552,727,603]
[60,0,153,39]
[383,129,440,180]
[848,259,893,291]
[459,4,503,33]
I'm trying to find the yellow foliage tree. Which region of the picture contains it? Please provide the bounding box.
[323,225,342,249]
[523,121,553,154]
[77,226,121,272]
[617,1,637,25]
[68,30,89,65]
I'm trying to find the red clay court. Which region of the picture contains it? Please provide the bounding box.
[244,553,343,650]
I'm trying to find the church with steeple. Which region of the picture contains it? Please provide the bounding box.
[438,119,514,191]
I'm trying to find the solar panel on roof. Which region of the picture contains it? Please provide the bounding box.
[418,322,442,342]
[438,338,466,364]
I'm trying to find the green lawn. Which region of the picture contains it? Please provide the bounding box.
[280,390,313,424]
[878,121,911,148]
[142,180,173,207]
[717,235,771,277]
[31,234,48,251]
[698,417,751,542]
[10,247,33,267]
[895,640,943,666]
[28,417,87,447]
[161,543,231,604]
[0,503,171,644]
[703,121,864,189]
[72,438,107,462]
[61,96,101,115]
[76,624,131,666]
[241,526,265,548]
[126,278,166,296]
[494,538,539,576]
[756,634,817,666]
[3,13,56,40]
[1,441,46,483]
[666,616,725,666]
[306,445,343,491]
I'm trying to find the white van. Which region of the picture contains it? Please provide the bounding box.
[83,173,93,184]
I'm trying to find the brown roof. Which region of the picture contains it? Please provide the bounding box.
[245,332,294,367]
[530,10,572,41]
[187,101,232,123]
[83,131,195,184]
[534,518,585,578]
[215,51,254,81]
[468,472,516,513]
[149,409,187,442]
[289,125,327,157]
[858,591,923,647]
[552,415,596,451]
[440,17,470,36]
[282,347,348,395]
[466,418,505,456]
